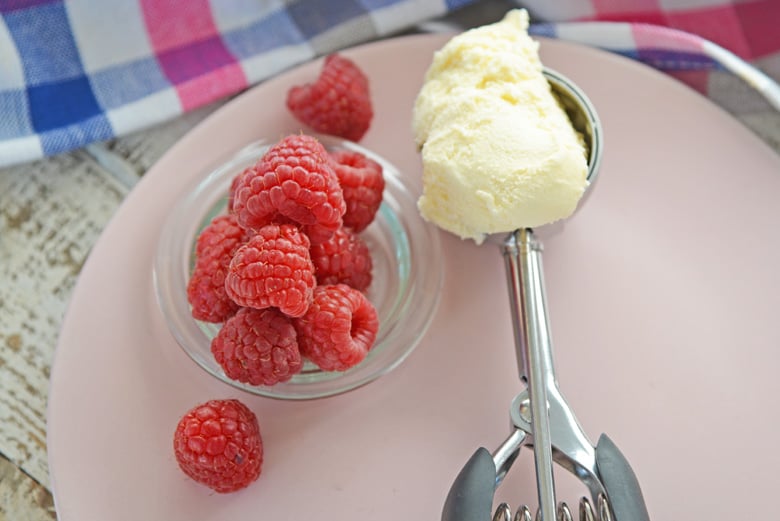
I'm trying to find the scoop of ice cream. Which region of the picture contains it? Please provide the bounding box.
[412,9,588,243]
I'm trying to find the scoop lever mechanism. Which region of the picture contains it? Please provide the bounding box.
[440,229,651,521]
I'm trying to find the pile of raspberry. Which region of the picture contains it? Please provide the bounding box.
[186,133,385,387]
[175,54,378,496]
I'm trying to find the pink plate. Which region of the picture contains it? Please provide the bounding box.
[48,33,780,520]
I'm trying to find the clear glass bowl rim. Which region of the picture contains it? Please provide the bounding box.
[153,135,444,400]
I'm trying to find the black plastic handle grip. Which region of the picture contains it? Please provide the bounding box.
[596,434,651,521]
[441,447,497,521]
[441,436,651,521]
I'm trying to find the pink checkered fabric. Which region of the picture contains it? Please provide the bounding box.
[0,0,777,168]
[523,0,780,111]
[525,0,780,60]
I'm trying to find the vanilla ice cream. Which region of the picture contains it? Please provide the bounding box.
[413,9,588,243]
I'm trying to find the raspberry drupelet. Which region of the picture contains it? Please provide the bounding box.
[286,54,373,142]
[294,284,379,372]
[224,223,316,318]
[309,227,372,291]
[232,134,346,245]
[329,149,385,232]
[173,399,263,493]
[211,307,302,386]
[187,214,251,323]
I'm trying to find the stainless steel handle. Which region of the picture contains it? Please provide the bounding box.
[502,229,556,384]
[501,228,557,520]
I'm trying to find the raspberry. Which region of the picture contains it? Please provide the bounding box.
[187,214,250,323]
[310,227,372,291]
[329,149,385,232]
[232,134,345,244]
[225,224,315,317]
[212,307,302,386]
[173,399,263,493]
[294,284,379,372]
[286,54,373,142]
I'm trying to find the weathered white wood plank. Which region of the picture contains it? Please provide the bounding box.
[0,151,128,490]
[0,100,221,519]
[0,453,55,521]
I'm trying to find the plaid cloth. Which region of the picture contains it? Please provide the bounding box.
[0,0,778,168]
[529,21,780,108]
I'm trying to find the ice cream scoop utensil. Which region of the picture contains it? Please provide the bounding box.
[441,70,650,521]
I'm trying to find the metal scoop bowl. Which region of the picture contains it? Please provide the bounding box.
[482,67,603,246]
[442,70,651,521]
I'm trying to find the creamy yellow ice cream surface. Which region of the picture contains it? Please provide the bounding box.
[413,9,588,243]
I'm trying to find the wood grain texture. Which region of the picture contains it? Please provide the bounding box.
[0,151,128,491]
[0,453,55,521]
[0,105,215,517]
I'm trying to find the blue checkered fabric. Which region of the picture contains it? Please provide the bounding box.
[1,0,778,168]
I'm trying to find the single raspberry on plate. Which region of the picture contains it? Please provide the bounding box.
[232,134,345,244]
[173,399,263,493]
[187,214,250,323]
[212,307,302,386]
[329,149,385,232]
[294,284,379,372]
[225,224,315,317]
[286,54,373,142]
[310,227,372,291]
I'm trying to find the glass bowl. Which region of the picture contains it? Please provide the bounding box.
[153,135,443,399]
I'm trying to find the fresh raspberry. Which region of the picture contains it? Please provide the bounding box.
[286,54,373,142]
[329,149,385,232]
[187,214,250,323]
[232,134,345,244]
[212,307,302,386]
[294,284,379,372]
[225,224,315,317]
[310,227,372,291]
[173,399,263,493]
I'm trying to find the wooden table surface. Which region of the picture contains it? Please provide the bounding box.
[1,7,778,518]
